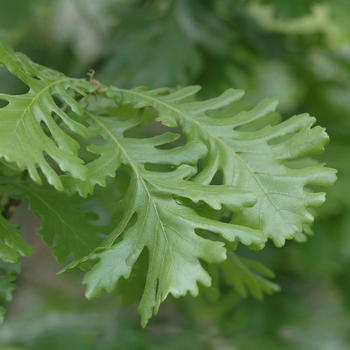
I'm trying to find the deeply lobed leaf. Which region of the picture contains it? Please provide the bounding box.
[61,111,265,326]
[57,84,336,325]
[107,86,337,246]
[0,40,95,191]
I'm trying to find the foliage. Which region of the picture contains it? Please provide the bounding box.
[0,35,336,327]
[1,0,349,347]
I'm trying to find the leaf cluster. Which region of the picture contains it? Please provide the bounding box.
[0,37,337,326]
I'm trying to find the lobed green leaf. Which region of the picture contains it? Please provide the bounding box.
[108,86,337,246]
[61,110,265,326]
[0,40,95,191]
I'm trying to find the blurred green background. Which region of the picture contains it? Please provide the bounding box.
[1,0,350,348]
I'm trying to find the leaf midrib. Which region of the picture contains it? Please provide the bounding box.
[88,113,171,282]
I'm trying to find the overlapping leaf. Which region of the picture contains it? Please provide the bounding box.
[221,253,280,300]
[0,40,95,191]
[61,111,265,326]
[0,40,336,325]
[107,86,337,246]
[200,251,280,304]
[3,174,112,264]
[0,175,33,263]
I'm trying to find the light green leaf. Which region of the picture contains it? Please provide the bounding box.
[83,172,264,327]
[59,84,335,325]
[108,86,337,246]
[60,108,126,198]
[0,39,95,191]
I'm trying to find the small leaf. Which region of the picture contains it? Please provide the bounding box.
[221,253,280,300]
[0,275,16,303]
[0,215,33,263]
